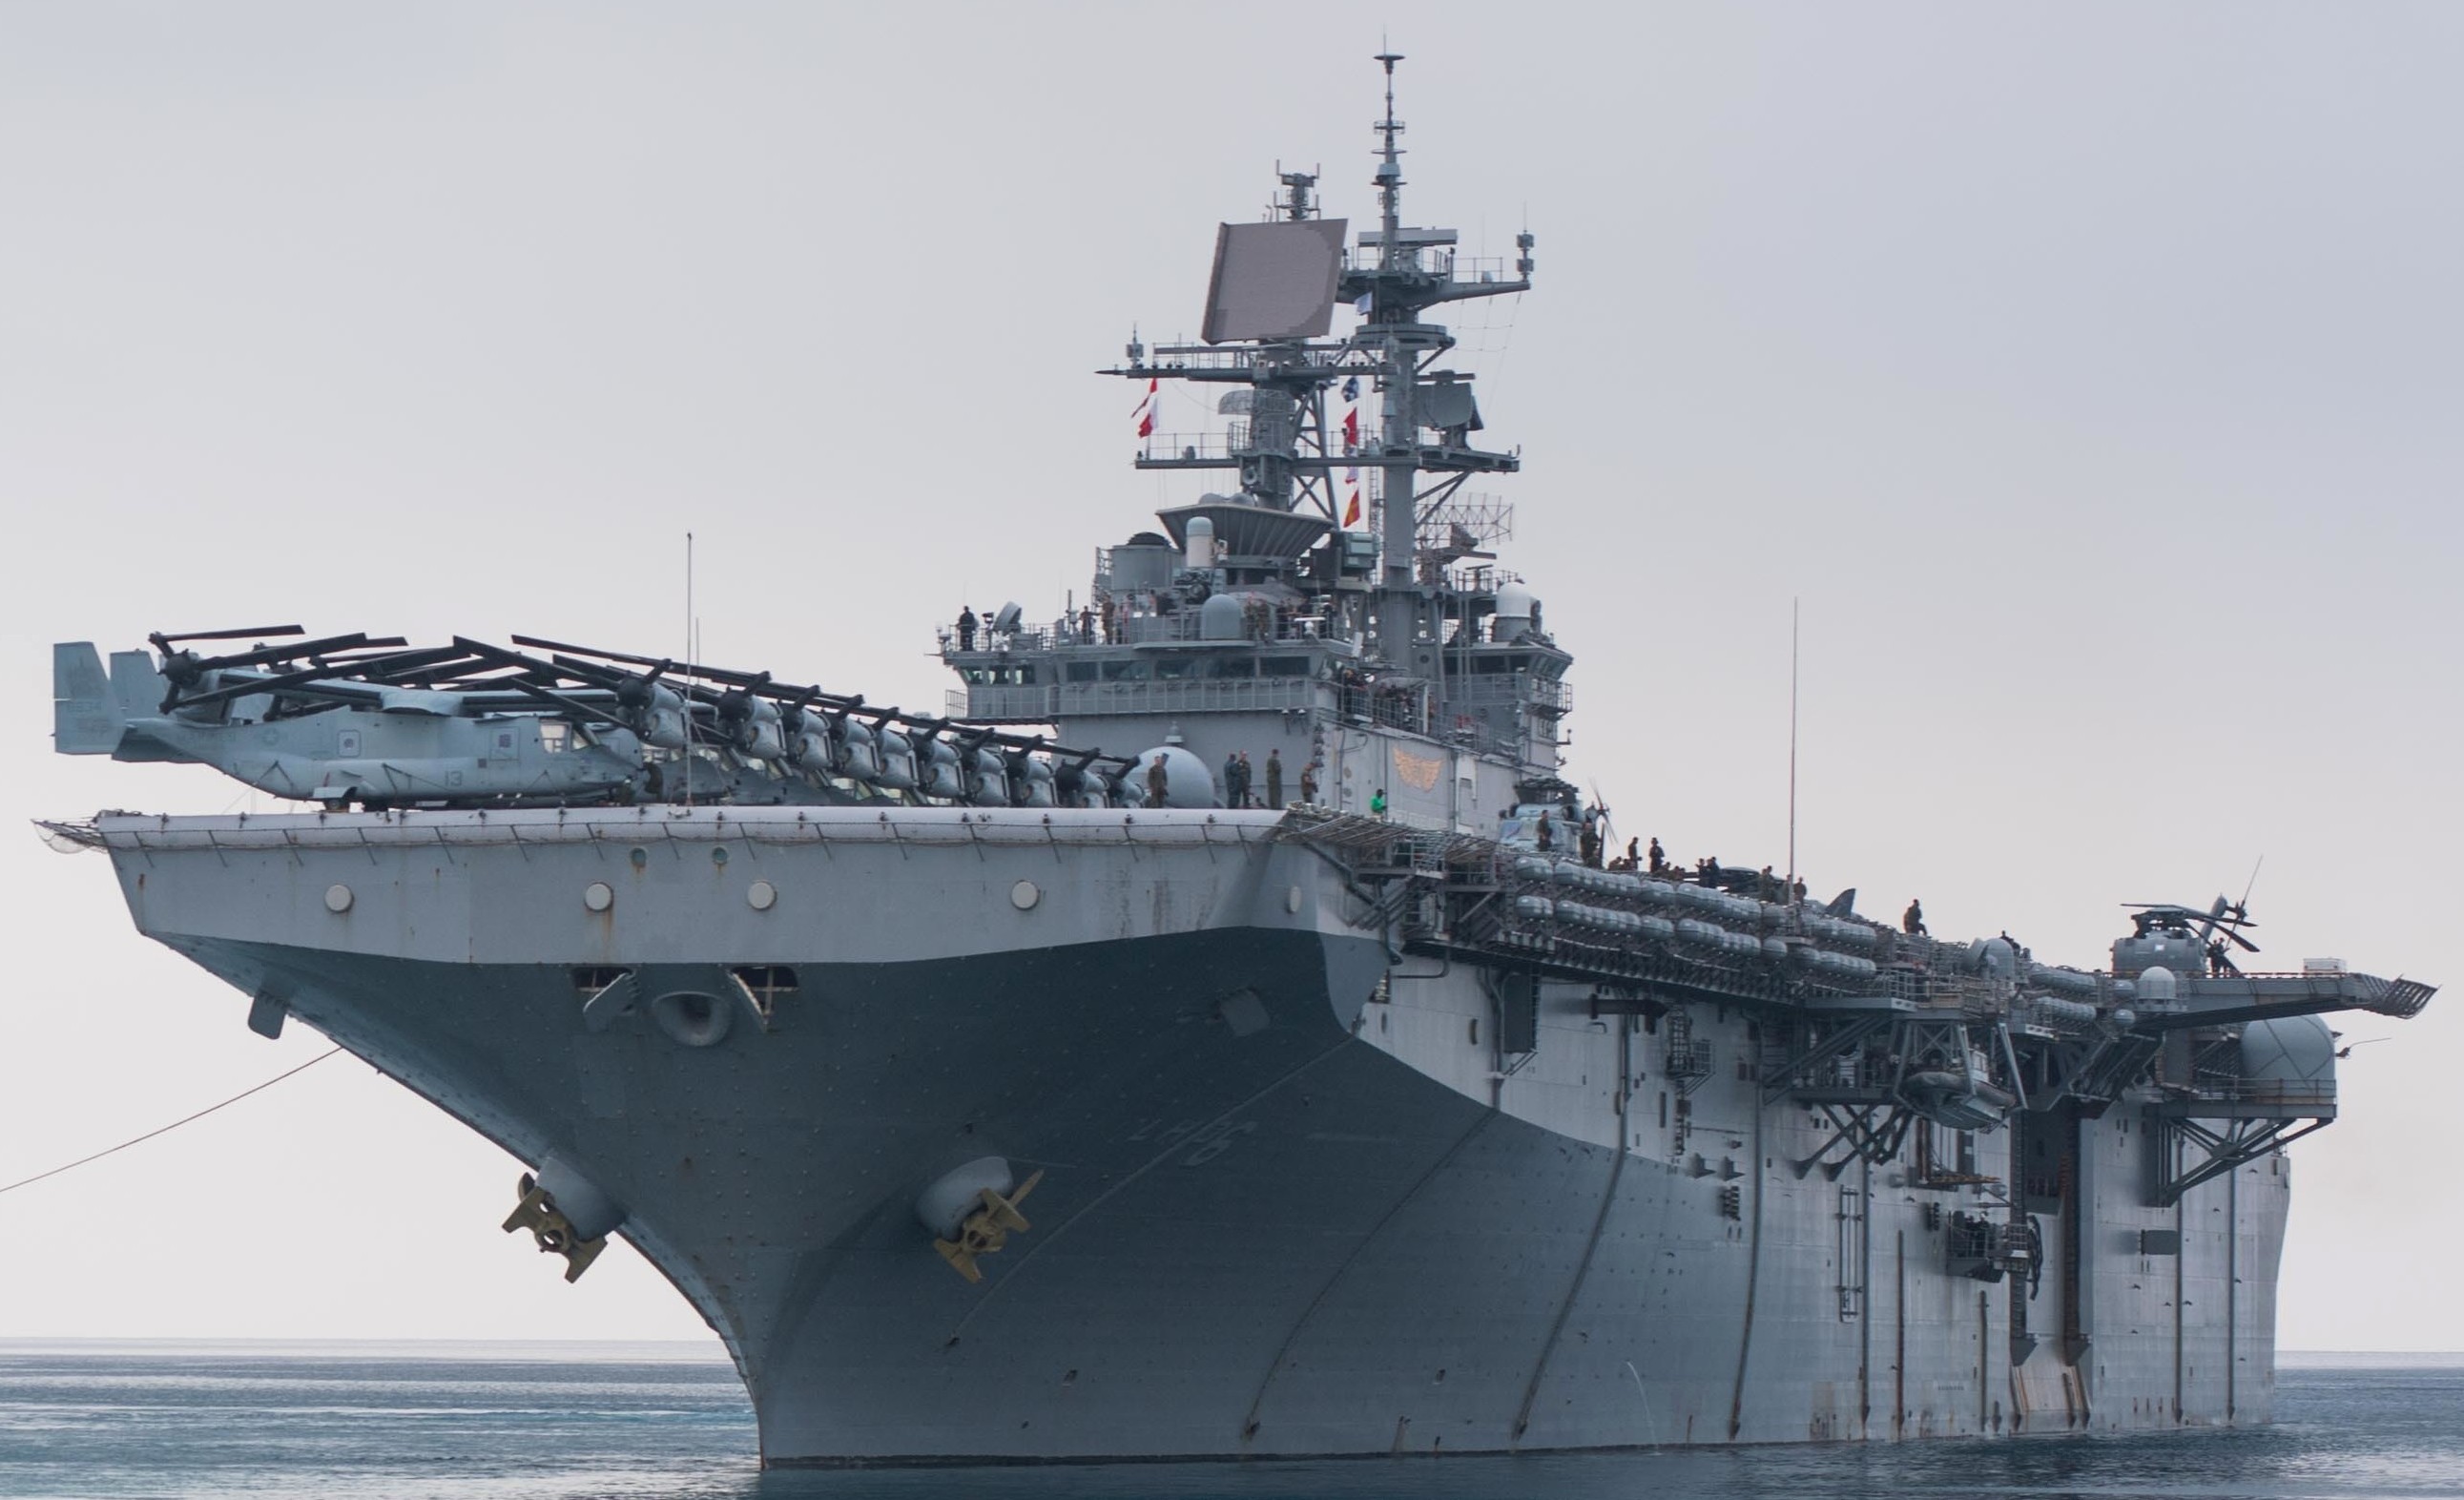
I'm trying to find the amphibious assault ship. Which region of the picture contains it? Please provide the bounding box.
[45,58,2433,1464]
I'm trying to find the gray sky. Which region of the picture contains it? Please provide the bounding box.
[3,3,2457,1350]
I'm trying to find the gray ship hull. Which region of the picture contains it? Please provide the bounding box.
[93,805,2284,1463]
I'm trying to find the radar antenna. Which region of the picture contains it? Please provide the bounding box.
[1274,166,1319,221]
[1373,48,1406,256]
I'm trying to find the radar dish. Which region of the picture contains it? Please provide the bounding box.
[1200,219,1347,344]
[1418,376,1481,432]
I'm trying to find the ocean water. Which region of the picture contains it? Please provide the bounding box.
[0,1344,2458,1499]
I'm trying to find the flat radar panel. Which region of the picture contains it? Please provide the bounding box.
[1201,219,1347,344]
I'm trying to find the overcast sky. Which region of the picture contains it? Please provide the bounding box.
[3,3,2457,1352]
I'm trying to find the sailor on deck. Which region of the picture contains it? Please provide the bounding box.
[1904,899,1927,936]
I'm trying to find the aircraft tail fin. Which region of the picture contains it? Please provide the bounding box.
[52,642,125,754]
[107,649,166,721]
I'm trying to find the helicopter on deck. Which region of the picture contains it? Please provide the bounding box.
[52,627,1139,812]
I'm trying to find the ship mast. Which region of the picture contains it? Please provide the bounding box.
[1108,53,1536,666]
[1342,52,1535,664]
[1073,54,1567,780]
[1369,51,1418,638]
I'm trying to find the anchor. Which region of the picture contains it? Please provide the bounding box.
[502,1171,609,1282]
[933,1169,1044,1283]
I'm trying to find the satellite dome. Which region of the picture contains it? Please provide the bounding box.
[1200,593,1246,640]
[1131,743,1217,809]
[1495,581,1535,640]
[2242,1013,2337,1090]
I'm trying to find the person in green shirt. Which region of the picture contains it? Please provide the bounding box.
[1369,787,1388,818]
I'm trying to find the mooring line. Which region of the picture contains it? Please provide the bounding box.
[0,1048,344,1198]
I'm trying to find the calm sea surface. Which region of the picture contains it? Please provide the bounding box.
[0,1343,2456,1500]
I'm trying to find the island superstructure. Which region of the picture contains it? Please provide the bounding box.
[45,56,2432,1465]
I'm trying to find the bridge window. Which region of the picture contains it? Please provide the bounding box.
[1261,656,1311,677]
[1101,660,1149,682]
[1065,661,1098,683]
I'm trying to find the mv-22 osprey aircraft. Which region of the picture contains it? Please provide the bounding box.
[52,625,1140,811]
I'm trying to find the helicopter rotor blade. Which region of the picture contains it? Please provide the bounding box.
[352,646,486,684]
[501,678,636,730]
[518,634,819,698]
[2122,901,2256,928]
[193,633,398,675]
[513,635,680,673]
[170,665,356,711]
[150,624,305,650]
[490,635,1131,776]
[455,637,608,686]
[168,645,484,712]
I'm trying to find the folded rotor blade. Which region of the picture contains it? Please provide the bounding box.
[193,633,397,674]
[174,665,359,710]
[501,679,636,729]
[151,624,305,649]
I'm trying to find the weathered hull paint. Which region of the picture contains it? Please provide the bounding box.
[98,806,2285,1464]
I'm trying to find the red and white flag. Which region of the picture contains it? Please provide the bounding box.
[1134,378,1159,439]
[1340,406,1360,451]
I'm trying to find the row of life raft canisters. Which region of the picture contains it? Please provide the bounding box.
[1506,857,1881,980]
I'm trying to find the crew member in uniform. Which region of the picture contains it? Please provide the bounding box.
[1904,898,1927,936]
[956,607,977,651]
